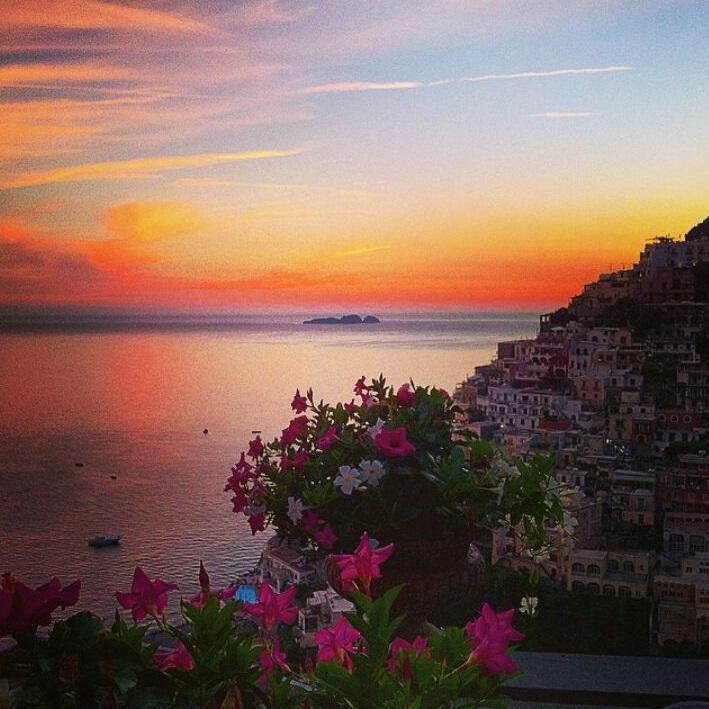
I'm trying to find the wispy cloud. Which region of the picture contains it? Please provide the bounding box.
[0,149,304,190]
[298,81,422,95]
[333,245,390,258]
[0,63,137,88]
[0,0,211,34]
[454,65,632,83]
[302,66,632,94]
[527,111,599,118]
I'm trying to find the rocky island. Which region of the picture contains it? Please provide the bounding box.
[303,314,380,325]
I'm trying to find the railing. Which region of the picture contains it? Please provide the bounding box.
[505,652,709,707]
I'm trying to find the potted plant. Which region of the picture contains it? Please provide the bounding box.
[226,376,563,624]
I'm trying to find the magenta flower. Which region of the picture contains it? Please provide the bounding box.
[343,400,358,415]
[314,522,338,550]
[330,532,394,595]
[259,639,290,680]
[248,435,264,458]
[396,384,416,407]
[314,616,361,670]
[374,427,416,457]
[225,452,254,492]
[231,488,249,514]
[354,376,368,397]
[464,603,525,676]
[0,573,81,640]
[154,641,194,671]
[189,561,237,608]
[300,510,321,534]
[246,504,267,535]
[281,415,309,446]
[280,449,308,472]
[115,567,177,623]
[291,389,308,414]
[317,425,338,452]
[386,635,429,680]
[244,583,297,631]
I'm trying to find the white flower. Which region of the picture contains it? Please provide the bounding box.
[287,496,304,524]
[559,511,578,536]
[367,418,386,438]
[560,486,581,507]
[520,596,539,617]
[334,465,361,495]
[359,459,385,486]
[493,458,521,478]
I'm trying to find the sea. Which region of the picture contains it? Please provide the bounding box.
[0,312,538,619]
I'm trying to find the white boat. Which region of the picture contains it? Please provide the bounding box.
[88,535,121,548]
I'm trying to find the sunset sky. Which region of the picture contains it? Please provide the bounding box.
[1,0,707,311]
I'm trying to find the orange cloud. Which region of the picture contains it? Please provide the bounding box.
[0,63,136,88]
[0,148,304,190]
[88,202,208,275]
[0,0,210,34]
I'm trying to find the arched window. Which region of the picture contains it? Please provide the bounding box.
[618,586,631,599]
[587,564,601,576]
[571,581,585,593]
[607,559,619,571]
[587,583,600,594]
[571,563,584,574]
[603,585,615,596]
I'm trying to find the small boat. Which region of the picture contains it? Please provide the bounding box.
[88,535,121,548]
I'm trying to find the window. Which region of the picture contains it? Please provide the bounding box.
[603,585,615,596]
[670,534,684,552]
[607,559,619,571]
[587,583,600,594]
[572,563,584,574]
[587,564,601,576]
[690,535,706,554]
[618,586,631,599]
[622,561,635,573]
[572,581,585,593]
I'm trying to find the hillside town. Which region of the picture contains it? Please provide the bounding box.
[453,216,709,650]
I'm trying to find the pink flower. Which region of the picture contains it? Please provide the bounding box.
[0,573,81,640]
[291,389,308,414]
[280,449,308,472]
[246,504,267,535]
[231,488,249,514]
[314,616,361,670]
[281,415,309,446]
[330,532,394,595]
[189,562,237,608]
[361,393,377,408]
[225,452,254,492]
[317,426,338,452]
[300,510,321,534]
[374,427,416,457]
[343,400,359,415]
[115,567,177,623]
[248,436,264,458]
[244,583,297,631]
[154,641,194,671]
[464,603,525,676]
[259,639,290,680]
[314,522,338,550]
[386,635,429,680]
[354,376,368,397]
[396,384,415,407]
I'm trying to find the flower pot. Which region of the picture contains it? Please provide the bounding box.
[326,542,485,637]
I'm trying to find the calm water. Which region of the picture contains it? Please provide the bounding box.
[0,312,537,618]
